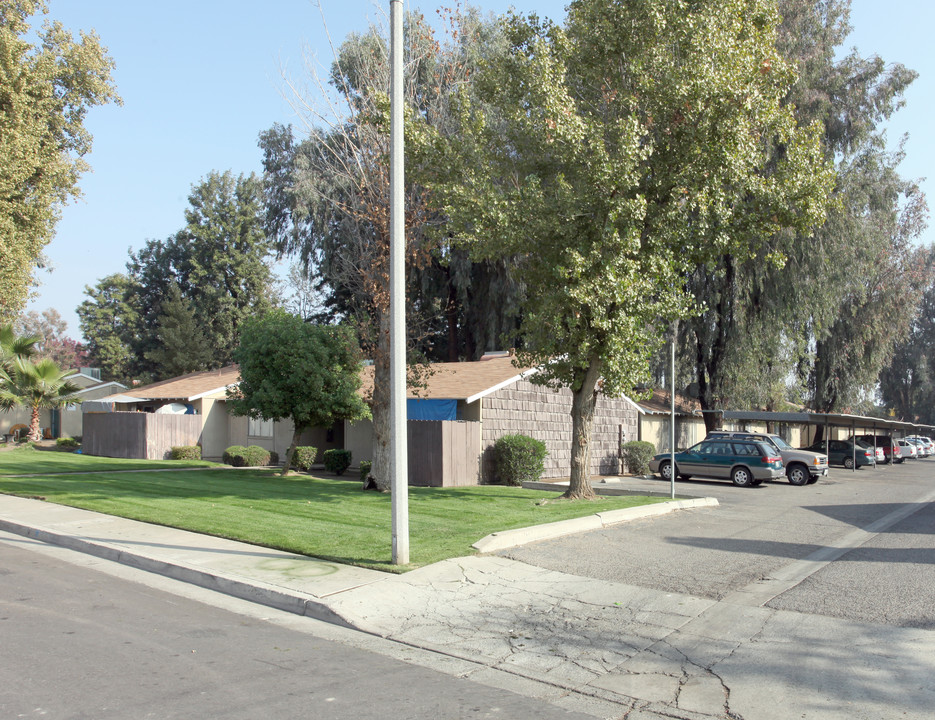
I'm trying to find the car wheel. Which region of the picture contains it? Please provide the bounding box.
[787,464,809,486]
[807,475,819,484]
[660,460,673,481]
[731,466,753,487]
[843,456,854,469]
[751,478,763,486]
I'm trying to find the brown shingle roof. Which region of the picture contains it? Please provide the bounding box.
[634,389,700,415]
[359,354,535,402]
[103,366,240,402]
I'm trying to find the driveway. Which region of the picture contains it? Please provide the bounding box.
[500,461,935,628]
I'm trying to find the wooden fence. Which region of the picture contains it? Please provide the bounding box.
[83,412,202,460]
[407,420,481,487]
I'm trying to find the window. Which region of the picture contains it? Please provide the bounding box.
[248,416,274,438]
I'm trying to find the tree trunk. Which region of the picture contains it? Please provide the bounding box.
[281,424,305,476]
[563,358,602,500]
[370,308,392,492]
[28,405,42,442]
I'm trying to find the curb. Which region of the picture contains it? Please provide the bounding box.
[0,516,359,629]
[471,497,719,553]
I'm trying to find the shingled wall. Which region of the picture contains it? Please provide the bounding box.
[480,376,639,482]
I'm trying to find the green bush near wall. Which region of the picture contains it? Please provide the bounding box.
[170,445,201,461]
[323,449,352,475]
[620,440,656,476]
[291,446,318,471]
[224,445,278,467]
[359,460,372,482]
[492,434,548,486]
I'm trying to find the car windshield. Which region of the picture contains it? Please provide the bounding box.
[770,435,792,450]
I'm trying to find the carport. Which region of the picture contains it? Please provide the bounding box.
[714,410,935,471]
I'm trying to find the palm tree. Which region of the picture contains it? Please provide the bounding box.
[0,323,39,371]
[0,358,83,441]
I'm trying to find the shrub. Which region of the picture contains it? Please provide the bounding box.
[323,448,352,475]
[359,460,372,483]
[492,434,548,486]
[242,445,271,467]
[56,437,80,450]
[223,445,248,467]
[170,445,201,461]
[291,446,318,471]
[621,440,656,476]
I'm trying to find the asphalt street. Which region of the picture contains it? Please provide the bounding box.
[500,460,935,627]
[0,536,596,720]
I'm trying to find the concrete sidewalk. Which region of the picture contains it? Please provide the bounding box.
[2,492,933,720]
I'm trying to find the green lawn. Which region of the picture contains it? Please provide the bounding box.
[0,447,669,572]
[0,446,218,474]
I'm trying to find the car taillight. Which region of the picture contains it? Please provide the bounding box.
[763,456,781,464]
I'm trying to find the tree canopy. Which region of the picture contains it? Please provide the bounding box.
[426,0,833,498]
[78,171,276,383]
[0,0,119,319]
[227,310,369,475]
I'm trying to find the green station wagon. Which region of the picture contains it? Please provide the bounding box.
[649,439,785,487]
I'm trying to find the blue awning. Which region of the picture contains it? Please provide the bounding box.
[407,398,457,420]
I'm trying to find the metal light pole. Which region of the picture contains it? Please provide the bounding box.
[389,0,409,564]
[669,325,676,499]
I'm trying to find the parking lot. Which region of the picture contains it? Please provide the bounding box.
[501,458,935,628]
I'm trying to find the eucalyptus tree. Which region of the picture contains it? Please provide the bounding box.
[429,0,833,498]
[678,0,927,431]
[0,0,119,319]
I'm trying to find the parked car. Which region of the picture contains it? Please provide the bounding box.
[800,439,874,469]
[906,437,932,457]
[649,439,784,487]
[854,435,902,464]
[706,431,829,485]
[897,438,919,459]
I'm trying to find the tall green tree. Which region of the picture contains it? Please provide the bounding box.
[79,172,276,382]
[76,273,141,384]
[879,272,935,424]
[127,171,276,375]
[228,310,369,476]
[677,0,927,431]
[0,0,119,319]
[429,0,832,498]
[143,283,214,378]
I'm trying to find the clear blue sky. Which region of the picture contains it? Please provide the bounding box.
[27,1,935,339]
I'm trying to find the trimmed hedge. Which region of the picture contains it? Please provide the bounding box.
[620,440,656,476]
[170,445,201,460]
[359,460,372,483]
[291,446,318,471]
[323,449,352,475]
[223,445,277,467]
[223,445,248,466]
[492,434,548,486]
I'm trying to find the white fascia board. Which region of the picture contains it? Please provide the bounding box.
[189,382,239,402]
[620,394,648,415]
[465,367,541,405]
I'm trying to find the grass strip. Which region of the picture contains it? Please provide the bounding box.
[0,450,668,572]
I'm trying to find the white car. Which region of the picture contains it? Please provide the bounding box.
[907,436,934,457]
[897,439,918,459]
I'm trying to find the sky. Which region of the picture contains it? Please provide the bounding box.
[25,0,935,340]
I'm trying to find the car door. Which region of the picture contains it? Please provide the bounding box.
[678,441,712,476]
[707,441,736,478]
